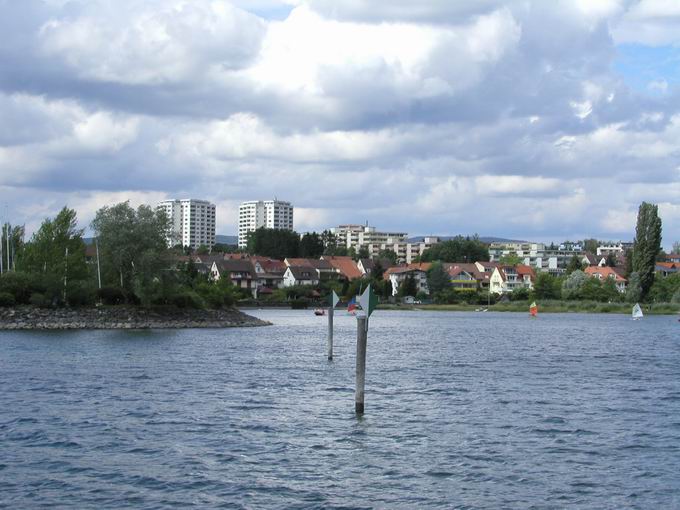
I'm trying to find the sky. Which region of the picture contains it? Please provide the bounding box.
[1,0,679,249]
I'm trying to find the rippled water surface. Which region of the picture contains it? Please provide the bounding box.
[2,310,680,509]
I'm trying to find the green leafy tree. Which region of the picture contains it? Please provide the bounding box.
[17,207,90,304]
[605,252,618,267]
[672,241,680,255]
[532,272,561,300]
[91,202,170,301]
[420,236,489,263]
[356,245,370,260]
[377,249,397,265]
[583,238,599,254]
[562,269,587,299]
[626,271,642,303]
[499,252,522,266]
[632,202,662,301]
[565,254,585,275]
[247,227,300,259]
[399,274,418,297]
[1,223,25,271]
[299,232,324,258]
[196,244,210,255]
[426,262,450,295]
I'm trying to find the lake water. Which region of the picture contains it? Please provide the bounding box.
[1,310,680,509]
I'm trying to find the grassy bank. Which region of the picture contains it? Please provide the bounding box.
[378,300,680,315]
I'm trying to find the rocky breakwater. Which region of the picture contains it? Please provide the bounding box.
[0,306,271,330]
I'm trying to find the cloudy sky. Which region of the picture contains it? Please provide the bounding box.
[1,0,679,247]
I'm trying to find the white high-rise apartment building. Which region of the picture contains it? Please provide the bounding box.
[238,200,294,248]
[158,199,216,249]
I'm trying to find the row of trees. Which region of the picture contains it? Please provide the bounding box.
[0,203,242,309]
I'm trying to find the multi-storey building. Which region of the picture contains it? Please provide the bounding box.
[238,200,294,248]
[488,241,580,276]
[330,225,439,263]
[158,199,216,249]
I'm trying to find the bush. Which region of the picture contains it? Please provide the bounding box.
[171,291,204,309]
[98,287,126,305]
[0,292,16,307]
[67,283,96,307]
[29,293,50,308]
[290,298,309,309]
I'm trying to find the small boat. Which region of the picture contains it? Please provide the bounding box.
[529,301,538,317]
[632,303,643,321]
[314,308,325,316]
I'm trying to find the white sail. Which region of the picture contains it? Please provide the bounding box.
[632,303,643,319]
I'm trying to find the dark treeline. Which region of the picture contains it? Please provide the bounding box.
[0,203,240,309]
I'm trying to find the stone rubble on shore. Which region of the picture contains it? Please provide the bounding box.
[0,306,271,330]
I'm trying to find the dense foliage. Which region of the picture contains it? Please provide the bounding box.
[632,202,662,301]
[246,227,300,259]
[420,236,489,263]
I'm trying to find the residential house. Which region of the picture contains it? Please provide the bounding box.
[321,256,363,281]
[211,259,258,296]
[384,263,431,296]
[584,266,627,293]
[251,256,286,294]
[655,262,679,278]
[283,265,320,287]
[488,264,535,294]
[445,263,487,290]
[668,253,680,263]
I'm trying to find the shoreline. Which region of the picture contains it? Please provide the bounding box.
[376,303,680,315]
[0,305,271,330]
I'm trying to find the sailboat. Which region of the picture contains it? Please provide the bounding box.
[632,303,643,321]
[529,301,538,317]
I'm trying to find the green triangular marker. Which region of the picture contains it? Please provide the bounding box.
[328,290,340,308]
[359,284,377,318]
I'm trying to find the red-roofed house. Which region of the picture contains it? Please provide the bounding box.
[384,263,432,296]
[584,266,627,293]
[321,256,363,281]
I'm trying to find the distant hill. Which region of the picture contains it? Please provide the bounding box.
[408,235,526,244]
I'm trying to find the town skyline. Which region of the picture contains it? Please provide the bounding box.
[1,1,680,247]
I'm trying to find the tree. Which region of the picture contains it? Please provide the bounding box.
[583,238,599,254]
[91,202,170,299]
[420,236,489,263]
[321,229,339,255]
[356,245,370,260]
[1,223,25,271]
[562,269,587,299]
[299,232,324,258]
[196,244,210,255]
[426,262,450,295]
[605,252,618,267]
[565,254,584,275]
[377,249,397,265]
[499,252,522,266]
[673,241,680,255]
[632,202,662,301]
[532,272,560,300]
[626,272,642,303]
[246,227,300,260]
[399,274,418,297]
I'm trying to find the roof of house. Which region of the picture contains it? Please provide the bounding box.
[287,265,319,281]
[516,264,536,279]
[582,252,598,265]
[324,256,363,280]
[445,263,486,281]
[383,262,432,279]
[214,259,256,278]
[584,266,627,282]
[285,258,334,270]
[656,262,679,269]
